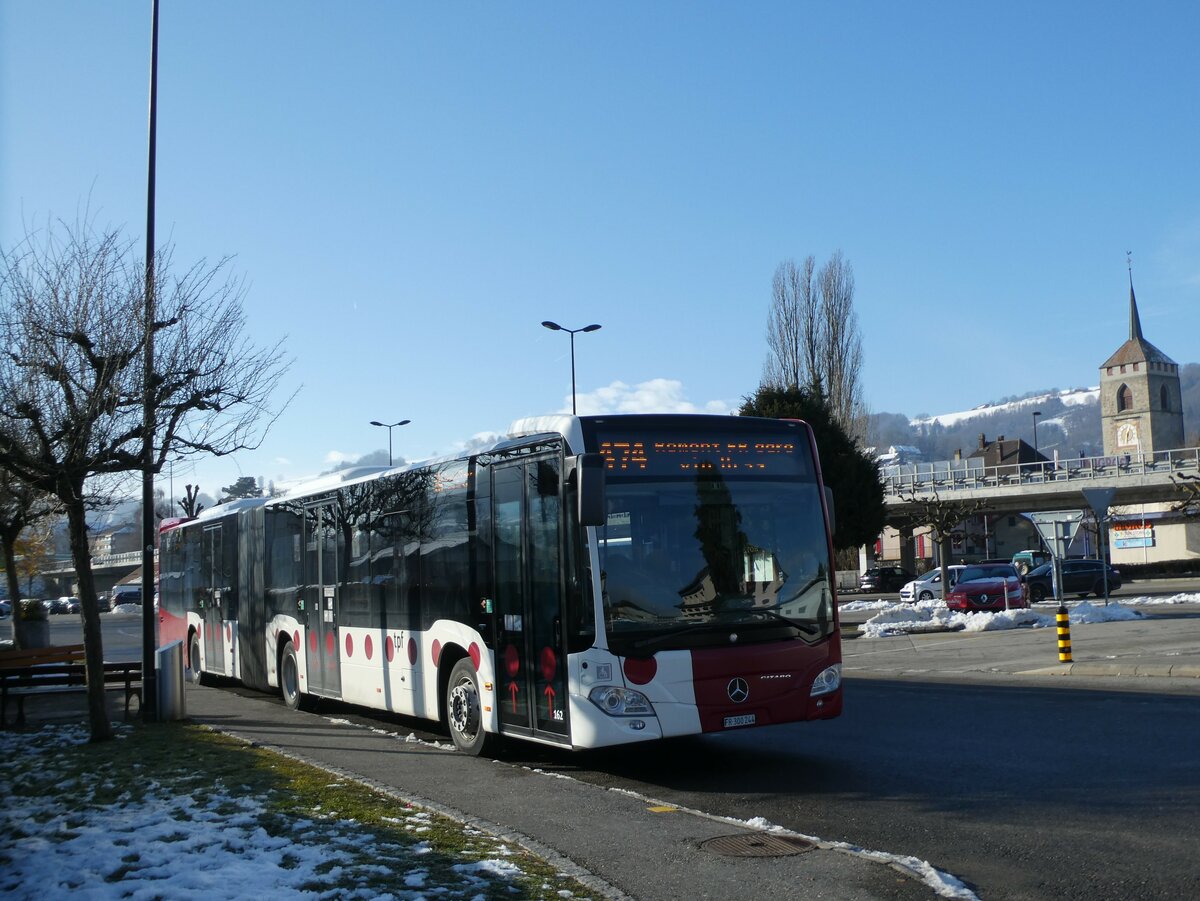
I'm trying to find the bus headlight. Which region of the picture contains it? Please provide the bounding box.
[588,685,654,717]
[809,664,842,697]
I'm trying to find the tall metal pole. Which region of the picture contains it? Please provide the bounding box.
[141,0,160,721]
[369,419,410,467]
[568,331,578,414]
[540,321,601,415]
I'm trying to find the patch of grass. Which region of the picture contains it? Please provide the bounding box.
[2,722,604,900]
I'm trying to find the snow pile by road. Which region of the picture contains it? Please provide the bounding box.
[858,602,1051,638]
[854,597,1178,638]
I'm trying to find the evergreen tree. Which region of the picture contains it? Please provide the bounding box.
[220,476,262,501]
[739,385,885,551]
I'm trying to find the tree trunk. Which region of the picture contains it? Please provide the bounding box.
[3,534,25,648]
[65,494,113,742]
[938,535,952,604]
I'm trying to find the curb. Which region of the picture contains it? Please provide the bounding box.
[1019,662,1200,678]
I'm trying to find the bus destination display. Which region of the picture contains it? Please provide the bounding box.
[595,435,804,476]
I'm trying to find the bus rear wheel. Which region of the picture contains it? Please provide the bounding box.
[280,642,302,710]
[446,658,491,756]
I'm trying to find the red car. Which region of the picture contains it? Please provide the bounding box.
[944,564,1027,612]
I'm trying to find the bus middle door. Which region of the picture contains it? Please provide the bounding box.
[303,501,342,699]
[492,454,570,744]
[201,524,226,676]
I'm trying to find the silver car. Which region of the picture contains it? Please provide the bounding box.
[899,565,965,602]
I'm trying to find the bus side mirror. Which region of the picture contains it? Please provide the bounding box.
[824,486,836,536]
[577,454,607,527]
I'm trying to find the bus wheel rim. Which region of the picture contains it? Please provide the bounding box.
[449,677,479,739]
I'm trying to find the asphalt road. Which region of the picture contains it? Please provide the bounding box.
[49,587,1200,900]
[492,680,1199,901]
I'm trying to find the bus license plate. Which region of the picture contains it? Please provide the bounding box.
[723,714,756,728]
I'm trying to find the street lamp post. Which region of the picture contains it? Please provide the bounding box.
[1032,411,1042,455]
[369,419,410,467]
[541,320,601,414]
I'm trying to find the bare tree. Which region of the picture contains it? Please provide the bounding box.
[895,489,990,602]
[763,256,818,391]
[763,251,867,442]
[0,467,61,647]
[818,251,867,442]
[0,219,292,741]
[1171,472,1200,517]
[179,483,204,519]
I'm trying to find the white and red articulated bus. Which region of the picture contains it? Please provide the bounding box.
[159,413,842,754]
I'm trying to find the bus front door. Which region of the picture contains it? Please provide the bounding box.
[303,501,342,699]
[493,455,570,744]
[201,524,226,676]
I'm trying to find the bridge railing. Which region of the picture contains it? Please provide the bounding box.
[882,446,1200,497]
[40,549,153,576]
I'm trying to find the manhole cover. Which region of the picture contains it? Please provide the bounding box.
[700,833,815,857]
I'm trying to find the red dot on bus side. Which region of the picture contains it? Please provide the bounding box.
[310,631,317,653]
[364,634,373,660]
[225,624,232,643]
[293,630,300,650]
[197,623,203,639]
[623,656,657,685]
[407,637,417,665]
[469,642,481,670]
[344,632,353,657]
[326,632,334,655]
[386,636,395,662]
[504,644,520,678]
[539,647,557,682]
[431,639,442,666]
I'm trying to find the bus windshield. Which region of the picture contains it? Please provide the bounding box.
[586,420,834,655]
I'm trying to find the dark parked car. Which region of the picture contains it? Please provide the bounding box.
[1023,559,1122,602]
[859,566,914,593]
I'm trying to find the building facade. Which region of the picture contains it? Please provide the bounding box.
[1099,277,1184,456]
[1099,273,1196,565]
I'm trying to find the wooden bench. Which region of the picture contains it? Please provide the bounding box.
[0,644,143,727]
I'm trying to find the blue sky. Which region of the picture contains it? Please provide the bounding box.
[3,2,1198,500]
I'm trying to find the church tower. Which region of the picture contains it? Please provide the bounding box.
[1099,267,1184,455]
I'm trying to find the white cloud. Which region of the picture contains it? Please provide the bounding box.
[571,379,733,416]
[324,450,356,465]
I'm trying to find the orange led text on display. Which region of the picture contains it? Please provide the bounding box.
[598,440,796,473]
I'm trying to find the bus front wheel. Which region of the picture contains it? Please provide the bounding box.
[446,658,491,756]
[188,632,202,684]
[280,642,302,710]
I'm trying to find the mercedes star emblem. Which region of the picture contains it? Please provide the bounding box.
[727,677,749,703]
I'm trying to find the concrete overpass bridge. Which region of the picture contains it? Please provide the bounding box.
[40,550,145,597]
[879,447,1200,572]
[882,446,1200,520]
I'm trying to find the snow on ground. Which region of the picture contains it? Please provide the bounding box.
[0,724,553,900]
[850,592,1199,639]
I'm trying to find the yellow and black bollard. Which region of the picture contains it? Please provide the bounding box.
[1056,604,1072,663]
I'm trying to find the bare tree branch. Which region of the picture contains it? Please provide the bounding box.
[0,217,293,741]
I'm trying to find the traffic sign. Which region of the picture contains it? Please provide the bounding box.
[1029,511,1085,559]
